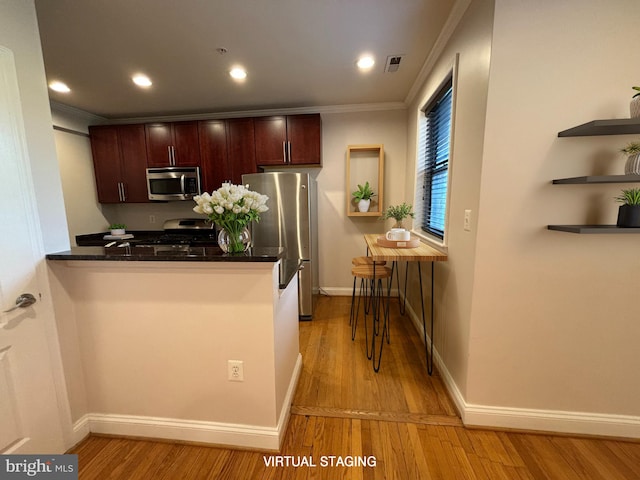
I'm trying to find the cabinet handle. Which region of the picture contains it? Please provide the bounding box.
[282,141,287,163]
[171,146,176,166]
[121,183,126,202]
[167,146,172,165]
[287,141,292,164]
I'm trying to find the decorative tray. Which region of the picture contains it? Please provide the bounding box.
[103,233,135,240]
[376,236,420,248]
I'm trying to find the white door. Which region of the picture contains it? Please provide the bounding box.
[0,46,67,453]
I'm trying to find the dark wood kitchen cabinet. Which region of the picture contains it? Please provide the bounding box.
[254,113,321,166]
[198,120,228,192]
[227,118,257,184]
[145,121,200,167]
[89,124,149,203]
[198,118,257,191]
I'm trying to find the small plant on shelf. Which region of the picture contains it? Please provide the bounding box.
[620,141,640,155]
[381,202,415,228]
[615,188,640,228]
[352,181,376,212]
[352,181,376,201]
[615,188,640,205]
[109,223,127,235]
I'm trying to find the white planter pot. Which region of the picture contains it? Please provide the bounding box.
[110,228,125,236]
[357,199,371,212]
[625,153,640,175]
[630,97,640,118]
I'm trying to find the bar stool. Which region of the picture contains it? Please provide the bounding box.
[350,262,392,362]
[350,257,387,322]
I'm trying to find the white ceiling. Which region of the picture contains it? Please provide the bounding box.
[34,0,457,119]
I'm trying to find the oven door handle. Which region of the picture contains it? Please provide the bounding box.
[180,174,185,195]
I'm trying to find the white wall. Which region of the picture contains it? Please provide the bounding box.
[317,109,408,293]
[404,0,494,401]
[0,0,69,253]
[462,0,640,435]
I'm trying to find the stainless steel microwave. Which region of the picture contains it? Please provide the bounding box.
[146,166,201,201]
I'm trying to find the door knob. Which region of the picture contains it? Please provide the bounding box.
[3,293,37,313]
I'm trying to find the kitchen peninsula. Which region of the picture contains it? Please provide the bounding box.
[46,246,301,450]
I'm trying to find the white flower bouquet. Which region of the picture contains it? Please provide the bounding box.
[193,183,269,253]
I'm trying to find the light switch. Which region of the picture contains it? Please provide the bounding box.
[464,210,472,232]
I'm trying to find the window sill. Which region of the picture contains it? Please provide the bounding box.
[411,229,448,254]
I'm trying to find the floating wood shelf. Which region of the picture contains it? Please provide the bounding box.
[557,119,640,137]
[548,225,640,234]
[552,174,640,184]
[346,144,384,217]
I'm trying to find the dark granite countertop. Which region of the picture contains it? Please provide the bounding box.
[46,245,300,289]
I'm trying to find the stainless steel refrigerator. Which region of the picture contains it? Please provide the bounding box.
[242,172,317,319]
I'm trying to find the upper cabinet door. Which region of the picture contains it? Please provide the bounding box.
[199,120,228,192]
[172,121,201,167]
[227,118,256,184]
[254,116,287,165]
[117,124,149,202]
[254,114,321,166]
[89,124,149,203]
[145,123,174,167]
[89,125,123,203]
[287,114,321,165]
[145,122,201,167]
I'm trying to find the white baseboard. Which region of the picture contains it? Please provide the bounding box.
[401,294,640,439]
[319,287,398,297]
[72,353,303,450]
[70,414,90,447]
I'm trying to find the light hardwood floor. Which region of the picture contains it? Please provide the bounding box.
[69,295,640,479]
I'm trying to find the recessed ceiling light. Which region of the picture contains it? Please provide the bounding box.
[132,74,152,87]
[49,81,71,93]
[357,56,375,70]
[229,67,247,80]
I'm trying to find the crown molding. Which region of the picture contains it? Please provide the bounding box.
[109,102,407,124]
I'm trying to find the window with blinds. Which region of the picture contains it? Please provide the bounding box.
[418,79,453,239]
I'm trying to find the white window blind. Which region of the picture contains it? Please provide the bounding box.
[418,81,452,239]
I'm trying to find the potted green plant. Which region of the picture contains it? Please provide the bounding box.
[352,181,376,212]
[621,141,640,175]
[381,202,415,229]
[109,223,127,236]
[631,86,640,118]
[615,188,640,227]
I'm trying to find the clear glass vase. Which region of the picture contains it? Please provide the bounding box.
[217,226,251,253]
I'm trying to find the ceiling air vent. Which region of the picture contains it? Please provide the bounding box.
[384,55,405,73]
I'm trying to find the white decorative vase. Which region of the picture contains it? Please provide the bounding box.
[630,97,640,118]
[357,199,371,212]
[110,228,125,236]
[624,153,640,175]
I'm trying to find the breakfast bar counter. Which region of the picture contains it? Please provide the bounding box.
[46,245,301,450]
[46,246,300,289]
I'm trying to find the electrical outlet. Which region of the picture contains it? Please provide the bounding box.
[149,215,156,224]
[464,210,472,232]
[228,360,244,382]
